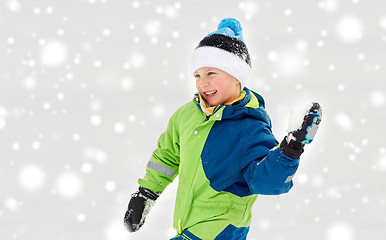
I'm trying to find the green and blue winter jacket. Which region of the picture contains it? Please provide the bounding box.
[138,87,300,240]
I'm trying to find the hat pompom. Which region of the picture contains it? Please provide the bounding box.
[217,18,243,41]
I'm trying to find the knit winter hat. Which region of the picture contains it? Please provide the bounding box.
[191,18,251,89]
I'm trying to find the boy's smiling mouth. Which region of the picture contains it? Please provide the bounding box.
[204,90,217,96]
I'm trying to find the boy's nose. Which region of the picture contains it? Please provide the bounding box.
[198,78,209,88]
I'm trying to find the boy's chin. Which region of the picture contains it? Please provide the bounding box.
[208,100,220,107]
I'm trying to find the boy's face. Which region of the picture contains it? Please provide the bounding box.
[195,67,241,107]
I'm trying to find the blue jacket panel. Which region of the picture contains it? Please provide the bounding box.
[171,224,249,240]
[201,89,299,197]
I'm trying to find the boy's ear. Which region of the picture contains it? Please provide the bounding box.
[235,78,241,87]
[236,81,242,92]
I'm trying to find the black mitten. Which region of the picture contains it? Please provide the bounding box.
[280,102,322,159]
[124,186,159,232]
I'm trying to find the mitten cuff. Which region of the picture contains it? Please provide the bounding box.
[280,136,304,159]
[139,186,159,201]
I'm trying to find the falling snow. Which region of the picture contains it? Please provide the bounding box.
[18,164,46,191]
[39,40,68,67]
[54,172,83,200]
[335,15,364,42]
[0,1,385,240]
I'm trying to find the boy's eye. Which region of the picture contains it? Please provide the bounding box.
[208,72,216,76]
[194,74,200,79]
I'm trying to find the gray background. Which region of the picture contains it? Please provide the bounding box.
[1,0,385,239]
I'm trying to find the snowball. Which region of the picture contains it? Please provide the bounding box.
[287,103,311,132]
[56,172,83,199]
[40,40,68,67]
[18,165,46,191]
[326,222,354,240]
[335,16,363,42]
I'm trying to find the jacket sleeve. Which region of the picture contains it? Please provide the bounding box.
[243,147,300,195]
[138,110,180,193]
[241,112,300,195]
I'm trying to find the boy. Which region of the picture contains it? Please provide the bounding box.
[124,18,322,240]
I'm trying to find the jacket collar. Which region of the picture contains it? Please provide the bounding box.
[198,90,247,116]
[194,87,265,116]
